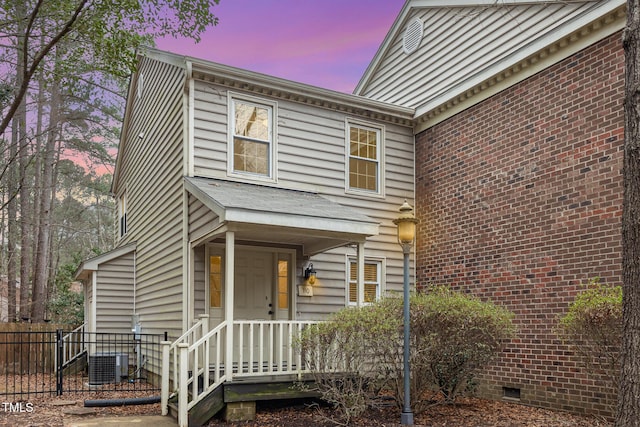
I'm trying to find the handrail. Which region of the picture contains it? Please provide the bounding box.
[163,318,320,427]
[185,322,228,412]
[169,315,209,392]
[60,323,86,368]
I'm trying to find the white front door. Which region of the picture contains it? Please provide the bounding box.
[206,247,294,372]
[234,250,273,320]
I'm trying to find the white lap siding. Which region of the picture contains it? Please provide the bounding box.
[191,80,415,319]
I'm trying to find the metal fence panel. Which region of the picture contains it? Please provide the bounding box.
[0,329,164,400]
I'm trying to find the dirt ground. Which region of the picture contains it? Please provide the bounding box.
[0,393,611,427]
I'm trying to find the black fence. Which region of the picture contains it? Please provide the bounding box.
[0,328,165,400]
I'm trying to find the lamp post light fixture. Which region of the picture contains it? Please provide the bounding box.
[393,200,418,426]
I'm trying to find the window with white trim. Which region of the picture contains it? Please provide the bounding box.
[118,193,127,238]
[348,260,381,305]
[347,121,382,194]
[229,96,275,179]
[277,258,289,310]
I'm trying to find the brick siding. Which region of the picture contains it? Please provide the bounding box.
[415,32,624,417]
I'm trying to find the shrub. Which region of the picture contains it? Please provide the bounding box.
[296,304,401,425]
[558,278,622,389]
[297,286,515,421]
[410,286,515,407]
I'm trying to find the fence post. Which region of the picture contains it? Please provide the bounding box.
[161,341,171,416]
[56,329,63,396]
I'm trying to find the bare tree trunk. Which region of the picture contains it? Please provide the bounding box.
[6,120,18,322]
[31,71,61,323]
[17,0,32,322]
[22,63,48,320]
[616,0,640,425]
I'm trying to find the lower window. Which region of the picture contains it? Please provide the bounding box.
[348,260,381,305]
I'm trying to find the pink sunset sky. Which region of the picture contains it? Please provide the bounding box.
[155,0,406,94]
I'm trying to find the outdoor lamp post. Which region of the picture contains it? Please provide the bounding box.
[393,200,417,426]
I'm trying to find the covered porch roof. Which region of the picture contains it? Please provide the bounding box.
[184,177,379,256]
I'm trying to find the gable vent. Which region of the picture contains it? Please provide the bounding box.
[403,17,423,55]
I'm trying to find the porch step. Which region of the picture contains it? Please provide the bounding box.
[168,383,224,427]
[224,376,319,402]
[62,349,88,370]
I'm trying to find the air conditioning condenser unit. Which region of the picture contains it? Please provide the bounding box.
[88,352,128,385]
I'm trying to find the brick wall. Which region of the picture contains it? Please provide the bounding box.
[415,32,624,417]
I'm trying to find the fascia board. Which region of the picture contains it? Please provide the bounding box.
[111,63,140,195]
[354,0,622,98]
[411,0,591,5]
[355,0,413,95]
[183,178,227,220]
[224,208,379,237]
[189,57,415,122]
[114,48,189,194]
[75,242,137,279]
[414,0,626,122]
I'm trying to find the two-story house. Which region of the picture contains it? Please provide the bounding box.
[76,43,416,424]
[76,0,627,424]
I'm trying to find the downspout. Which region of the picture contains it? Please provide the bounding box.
[91,271,97,333]
[181,60,194,332]
[133,250,136,317]
[90,271,97,356]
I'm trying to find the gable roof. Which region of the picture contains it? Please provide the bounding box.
[75,243,137,281]
[185,177,379,256]
[355,0,626,129]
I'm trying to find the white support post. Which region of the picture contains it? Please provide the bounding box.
[357,242,365,307]
[199,314,209,336]
[198,314,209,378]
[161,341,171,416]
[178,343,189,427]
[225,231,235,381]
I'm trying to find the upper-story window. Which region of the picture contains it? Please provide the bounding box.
[228,95,276,181]
[118,192,127,238]
[346,119,383,195]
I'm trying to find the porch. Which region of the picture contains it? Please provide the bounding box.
[169,178,383,425]
[161,316,323,426]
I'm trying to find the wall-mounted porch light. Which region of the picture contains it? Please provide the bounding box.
[298,262,316,297]
[304,263,317,285]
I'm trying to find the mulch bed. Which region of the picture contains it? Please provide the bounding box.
[0,394,611,427]
[204,397,611,426]
[0,373,612,427]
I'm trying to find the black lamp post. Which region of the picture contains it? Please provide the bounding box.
[393,200,417,426]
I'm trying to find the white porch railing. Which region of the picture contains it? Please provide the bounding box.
[161,319,319,427]
[168,314,210,393]
[233,320,317,377]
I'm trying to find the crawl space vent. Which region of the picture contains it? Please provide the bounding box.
[403,17,423,54]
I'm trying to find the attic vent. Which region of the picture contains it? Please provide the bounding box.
[403,17,423,54]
